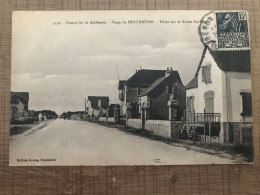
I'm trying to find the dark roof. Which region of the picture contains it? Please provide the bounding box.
[11,92,29,102]
[118,80,126,90]
[186,49,250,90]
[209,49,250,72]
[139,71,183,97]
[186,76,198,90]
[87,96,109,109]
[124,69,166,86]
[108,104,117,110]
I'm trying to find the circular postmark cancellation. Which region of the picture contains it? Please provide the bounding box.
[199,11,250,51]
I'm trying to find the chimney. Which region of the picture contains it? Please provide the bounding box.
[165,67,171,77]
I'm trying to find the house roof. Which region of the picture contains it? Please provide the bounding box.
[124,69,166,87]
[209,49,250,72]
[87,96,109,109]
[186,49,250,90]
[11,92,29,103]
[185,76,198,90]
[118,80,126,90]
[139,71,182,97]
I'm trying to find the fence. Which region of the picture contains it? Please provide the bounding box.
[224,122,253,144]
[186,113,221,123]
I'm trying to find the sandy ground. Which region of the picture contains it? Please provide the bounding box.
[9,119,237,166]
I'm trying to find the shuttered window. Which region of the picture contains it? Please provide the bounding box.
[205,98,214,113]
[204,91,214,113]
[240,92,252,116]
[202,64,212,84]
[186,97,191,112]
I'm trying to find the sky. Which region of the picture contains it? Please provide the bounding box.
[11,11,209,114]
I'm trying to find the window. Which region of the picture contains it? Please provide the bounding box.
[173,86,178,99]
[240,92,252,116]
[119,90,124,101]
[202,64,212,84]
[167,84,173,94]
[204,91,215,113]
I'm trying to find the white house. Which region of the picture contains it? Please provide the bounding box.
[186,47,252,143]
[87,96,109,117]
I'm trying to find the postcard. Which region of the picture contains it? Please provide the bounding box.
[10,11,253,166]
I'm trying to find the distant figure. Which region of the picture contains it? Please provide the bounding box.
[43,114,47,121]
[63,112,66,120]
[38,113,43,122]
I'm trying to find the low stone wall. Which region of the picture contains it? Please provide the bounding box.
[99,117,106,122]
[127,119,142,129]
[98,117,115,123]
[145,120,171,138]
[107,117,115,123]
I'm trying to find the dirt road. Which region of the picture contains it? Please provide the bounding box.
[10,119,236,166]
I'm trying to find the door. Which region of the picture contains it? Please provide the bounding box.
[204,91,215,113]
[186,96,195,123]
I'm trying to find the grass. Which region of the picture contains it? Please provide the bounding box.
[10,124,36,136]
[189,141,254,162]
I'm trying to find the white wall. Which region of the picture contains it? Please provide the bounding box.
[226,72,251,122]
[127,119,142,129]
[145,120,171,138]
[107,117,115,123]
[99,117,106,122]
[93,109,100,117]
[139,96,149,109]
[186,49,224,117]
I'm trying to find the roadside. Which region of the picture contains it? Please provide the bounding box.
[10,121,50,136]
[10,124,37,136]
[82,118,252,163]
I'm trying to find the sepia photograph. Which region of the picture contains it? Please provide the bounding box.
[9,11,253,166]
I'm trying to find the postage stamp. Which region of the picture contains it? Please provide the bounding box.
[199,11,250,51]
[216,11,250,50]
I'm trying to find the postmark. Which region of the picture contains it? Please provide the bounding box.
[199,11,250,51]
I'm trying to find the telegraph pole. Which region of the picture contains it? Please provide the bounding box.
[84,98,86,115]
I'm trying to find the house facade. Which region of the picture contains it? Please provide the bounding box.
[139,69,186,120]
[10,92,30,120]
[118,69,166,117]
[186,48,252,143]
[87,96,109,117]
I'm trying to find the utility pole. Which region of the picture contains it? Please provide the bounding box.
[84,98,86,115]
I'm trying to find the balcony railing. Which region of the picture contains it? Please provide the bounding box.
[186,113,221,123]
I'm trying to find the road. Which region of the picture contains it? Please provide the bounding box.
[10,119,236,166]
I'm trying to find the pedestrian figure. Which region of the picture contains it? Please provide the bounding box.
[38,113,43,122]
[43,114,47,121]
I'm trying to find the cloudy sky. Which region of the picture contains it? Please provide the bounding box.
[11,11,209,114]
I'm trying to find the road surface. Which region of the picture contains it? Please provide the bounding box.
[10,119,237,166]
